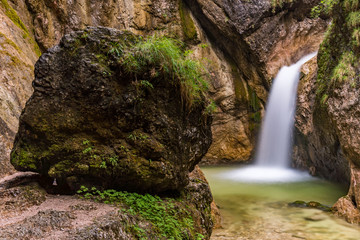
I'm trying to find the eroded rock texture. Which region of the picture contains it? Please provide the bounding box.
[293,58,350,183]
[184,0,328,101]
[185,0,328,164]
[0,0,329,169]
[294,0,360,224]
[10,27,212,193]
[0,0,41,178]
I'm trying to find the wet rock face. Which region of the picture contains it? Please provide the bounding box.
[293,58,350,183]
[10,27,212,193]
[295,0,360,224]
[184,0,328,102]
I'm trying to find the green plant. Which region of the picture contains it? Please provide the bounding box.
[108,156,119,167]
[140,80,154,89]
[331,51,356,85]
[120,35,209,109]
[204,100,217,115]
[82,140,93,154]
[77,187,201,239]
[347,11,360,27]
[128,132,149,141]
[100,161,107,169]
[108,41,124,57]
[310,0,338,18]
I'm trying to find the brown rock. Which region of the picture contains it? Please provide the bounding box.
[293,57,350,183]
[0,0,40,178]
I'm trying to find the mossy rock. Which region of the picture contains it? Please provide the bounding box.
[288,200,333,212]
[11,27,212,194]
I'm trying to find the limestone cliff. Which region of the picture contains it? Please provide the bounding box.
[0,0,40,178]
[185,0,328,164]
[294,58,350,184]
[294,0,360,224]
[0,1,329,171]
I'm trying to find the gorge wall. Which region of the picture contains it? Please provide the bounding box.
[294,0,360,223]
[0,0,328,177]
[1,0,359,232]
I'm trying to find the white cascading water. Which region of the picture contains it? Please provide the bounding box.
[223,52,317,183]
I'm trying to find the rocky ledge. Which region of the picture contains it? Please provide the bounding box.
[0,166,215,239]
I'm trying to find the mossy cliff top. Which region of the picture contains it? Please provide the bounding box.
[313,0,360,224]
[10,27,213,194]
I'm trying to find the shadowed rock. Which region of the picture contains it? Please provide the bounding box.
[10,27,212,194]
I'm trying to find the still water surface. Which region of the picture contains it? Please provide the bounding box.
[202,166,360,240]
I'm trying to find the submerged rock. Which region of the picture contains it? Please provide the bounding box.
[10,27,212,194]
[288,200,332,212]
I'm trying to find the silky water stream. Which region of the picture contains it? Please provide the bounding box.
[202,53,360,239]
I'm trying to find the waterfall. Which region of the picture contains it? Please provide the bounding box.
[223,52,316,183]
[255,52,317,167]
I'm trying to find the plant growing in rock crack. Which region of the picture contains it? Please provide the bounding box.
[82,139,93,154]
[128,132,149,141]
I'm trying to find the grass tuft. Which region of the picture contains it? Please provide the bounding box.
[120,35,209,109]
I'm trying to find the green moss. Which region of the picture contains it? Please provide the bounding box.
[311,0,339,18]
[0,49,34,70]
[179,1,198,41]
[10,147,38,171]
[0,31,22,53]
[347,11,360,27]
[316,0,360,101]
[0,0,41,56]
[48,160,74,178]
[332,51,356,86]
[289,200,332,212]
[0,0,29,35]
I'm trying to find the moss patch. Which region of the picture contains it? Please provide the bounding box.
[10,147,38,171]
[316,0,360,103]
[77,187,206,239]
[179,1,198,41]
[0,31,22,53]
[0,0,41,56]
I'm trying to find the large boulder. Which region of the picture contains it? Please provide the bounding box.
[10,27,212,193]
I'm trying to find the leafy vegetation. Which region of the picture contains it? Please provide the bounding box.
[204,100,217,116]
[311,0,339,18]
[77,186,204,239]
[315,0,360,103]
[120,35,209,109]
